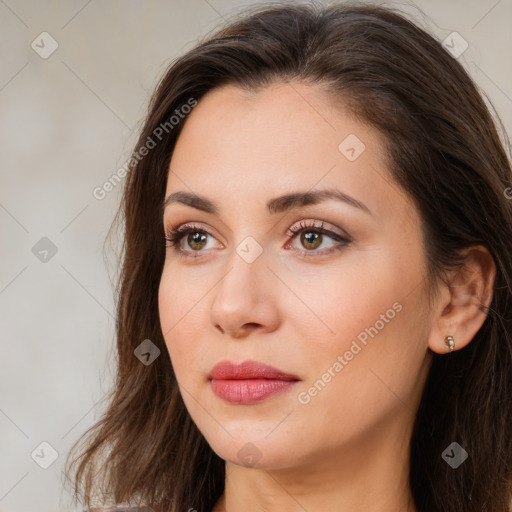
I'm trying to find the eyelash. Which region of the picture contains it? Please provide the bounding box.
[163,220,351,260]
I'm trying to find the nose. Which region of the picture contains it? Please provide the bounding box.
[209,250,280,339]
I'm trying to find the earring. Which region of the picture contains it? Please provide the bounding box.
[445,335,455,352]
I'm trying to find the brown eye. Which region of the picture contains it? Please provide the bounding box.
[286,220,351,256]
[164,219,351,260]
[164,224,218,257]
[300,231,323,250]
[186,231,208,251]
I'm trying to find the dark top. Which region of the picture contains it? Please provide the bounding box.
[83,507,156,512]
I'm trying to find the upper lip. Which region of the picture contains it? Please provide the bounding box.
[209,360,300,381]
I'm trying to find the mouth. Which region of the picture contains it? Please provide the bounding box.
[208,359,301,404]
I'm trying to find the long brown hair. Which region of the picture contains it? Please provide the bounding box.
[64,2,512,511]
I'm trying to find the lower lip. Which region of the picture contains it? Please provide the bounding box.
[210,378,298,404]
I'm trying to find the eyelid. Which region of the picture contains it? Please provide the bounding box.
[168,221,224,245]
[286,218,349,239]
[166,218,348,239]
[164,218,352,257]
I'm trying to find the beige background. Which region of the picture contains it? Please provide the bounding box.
[1,0,511,510]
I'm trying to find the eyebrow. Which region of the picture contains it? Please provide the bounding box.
[161,188,372,216]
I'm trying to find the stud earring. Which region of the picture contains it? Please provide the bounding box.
[445,335,455,352]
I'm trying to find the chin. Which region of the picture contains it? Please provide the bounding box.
[202,431,305,470]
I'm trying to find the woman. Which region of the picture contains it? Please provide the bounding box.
[64,2,512,512]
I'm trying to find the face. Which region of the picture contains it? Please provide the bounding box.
[158,81,434,470]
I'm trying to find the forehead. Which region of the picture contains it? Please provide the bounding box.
[165,81,412,223]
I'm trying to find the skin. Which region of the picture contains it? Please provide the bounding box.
[158,81,495,512]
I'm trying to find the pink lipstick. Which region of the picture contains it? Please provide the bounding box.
[209,360,300,404]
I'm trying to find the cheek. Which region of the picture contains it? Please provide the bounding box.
[158,262,205,330]
[158,268,204,377]
[292,247,428,406]
[285,249,399,352]
[292,302,425,450]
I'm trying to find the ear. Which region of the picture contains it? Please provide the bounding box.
[428,245,496,354]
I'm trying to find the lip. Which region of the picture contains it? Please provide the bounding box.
[209,360,300,404]
[209,359,300,380]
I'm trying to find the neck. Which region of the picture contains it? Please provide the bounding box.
[212,411,417,512]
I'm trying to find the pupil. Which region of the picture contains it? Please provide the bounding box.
[186,231,323,251]
[190,232,206,249]
[302,232,321,249]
